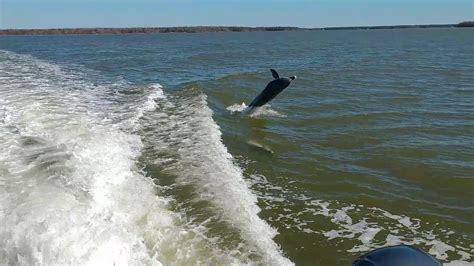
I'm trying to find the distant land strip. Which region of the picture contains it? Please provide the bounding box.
[0,26,299,35]
[0,22,472,35]
[318,22,471,31]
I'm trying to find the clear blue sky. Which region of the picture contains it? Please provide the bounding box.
[0,0,472,29]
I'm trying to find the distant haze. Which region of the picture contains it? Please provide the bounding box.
[0,0,473,29]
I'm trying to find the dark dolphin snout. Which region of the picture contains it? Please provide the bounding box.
[248,69,296,108]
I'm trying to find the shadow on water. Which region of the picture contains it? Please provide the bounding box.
[246,118,275,155]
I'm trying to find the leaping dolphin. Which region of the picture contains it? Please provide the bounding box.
[248,69,296,108]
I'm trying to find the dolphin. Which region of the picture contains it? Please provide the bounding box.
[248,69,296,108]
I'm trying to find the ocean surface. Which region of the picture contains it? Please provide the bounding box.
[0,28,473,265]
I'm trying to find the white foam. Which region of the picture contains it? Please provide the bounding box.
[246,173,472,264]
[427,240,455,260]
[444,262,474,266]
[0,50,246,265]
[226,102,286,118]
[310,201,470,261]
[131,83,166,130]
[249,105,287,118]
[143,90,292,265]
[226,102,248,113]
[385,234,403,246]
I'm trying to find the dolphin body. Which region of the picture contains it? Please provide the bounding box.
[248,69,296,108]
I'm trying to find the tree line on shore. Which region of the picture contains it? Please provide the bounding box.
[0,26,300,35]
[0,22,472,36]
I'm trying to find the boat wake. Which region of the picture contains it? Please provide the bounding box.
[0,50,292,265]
[139,87,291,265]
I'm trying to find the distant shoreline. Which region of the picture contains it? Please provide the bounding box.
[315,21,473,31]
[0,22,472,36]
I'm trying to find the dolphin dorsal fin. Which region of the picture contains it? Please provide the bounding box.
[270,69,279,79]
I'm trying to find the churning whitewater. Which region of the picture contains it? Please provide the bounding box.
[0,50,291,265]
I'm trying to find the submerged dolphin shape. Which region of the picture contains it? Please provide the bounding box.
[248,69,296,108]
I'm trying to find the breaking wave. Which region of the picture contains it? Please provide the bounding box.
[139,87,292,265]
[0,50,291,265]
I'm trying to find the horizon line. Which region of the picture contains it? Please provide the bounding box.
[1,21,472,31]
